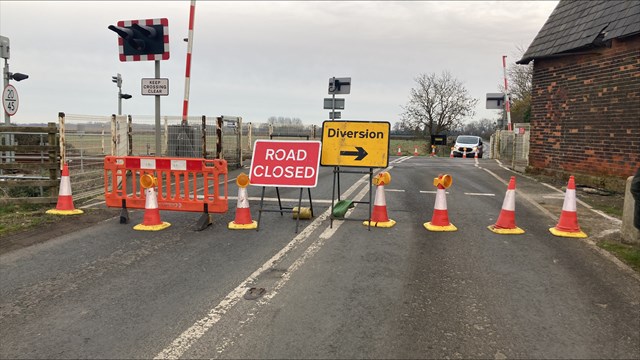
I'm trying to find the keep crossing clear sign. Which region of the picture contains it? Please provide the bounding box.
[321,120,390,168]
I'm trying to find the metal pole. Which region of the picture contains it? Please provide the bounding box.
[117,85,122,116]
[155,60,161,155]
[502,55,512,131]
[3,58,8,125]
[182,0,196,126]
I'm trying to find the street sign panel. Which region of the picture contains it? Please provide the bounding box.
[142,78,169,96]
[486,92,505,109]
[321,120,390,168]
[323,98,345,110]
[328,77,351,94]
[250,140,322,187]
[329,111,341,119]
[2,84,18,116]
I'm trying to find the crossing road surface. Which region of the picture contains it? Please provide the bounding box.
[1,157,638,359]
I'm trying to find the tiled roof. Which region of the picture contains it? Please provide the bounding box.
[517,0,640,64]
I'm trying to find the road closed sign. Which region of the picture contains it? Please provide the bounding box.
[250,140,322,187]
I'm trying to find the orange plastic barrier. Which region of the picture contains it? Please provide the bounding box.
[104,156,228,215]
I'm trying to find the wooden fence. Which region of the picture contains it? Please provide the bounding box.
[0,123,59,205]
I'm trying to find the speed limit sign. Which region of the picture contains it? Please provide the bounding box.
[3,84,19,116]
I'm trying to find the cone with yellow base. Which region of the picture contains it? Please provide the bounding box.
[134,175,170,231]
[47,163,84,215]
[488,176,525,234]
[549,176,587,238]
[229,173,258,230]
[363,172,396,228]
[424,174,457,231]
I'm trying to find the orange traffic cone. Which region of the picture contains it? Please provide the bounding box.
[474,147,479,159]
[450,147,454,158]
[488,176,524,234]
[134,176,171,231]
[363,172,395,228]
[430,145,436,157]
[463,148,467,158]
[413,146,419,156]
[549,176,587,238]
[229,173,258,229]
[397,146,402,156]
[424,174,457,231]
[47,163,83,215]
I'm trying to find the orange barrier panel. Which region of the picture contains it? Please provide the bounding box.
[104,156,228,216]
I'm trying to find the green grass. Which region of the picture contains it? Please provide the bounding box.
[0,203,58,237]
[598,241,640,272]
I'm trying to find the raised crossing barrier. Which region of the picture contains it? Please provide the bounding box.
[104,156,228,230]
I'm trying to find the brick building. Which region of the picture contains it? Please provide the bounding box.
[517,0,639,190]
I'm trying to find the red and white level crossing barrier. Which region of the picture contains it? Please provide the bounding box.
[182,0,196,125]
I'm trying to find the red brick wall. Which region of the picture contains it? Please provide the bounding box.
[529,36,640,180]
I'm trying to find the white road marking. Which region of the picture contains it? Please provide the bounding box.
[420,190,449,194]
[154,165,394,359]
[464,192,495,196]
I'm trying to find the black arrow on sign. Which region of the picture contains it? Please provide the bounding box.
[340,146,368,161]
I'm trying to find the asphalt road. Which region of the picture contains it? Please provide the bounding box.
[1,156,638,359]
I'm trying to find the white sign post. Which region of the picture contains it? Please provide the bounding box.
[2,84,18,116]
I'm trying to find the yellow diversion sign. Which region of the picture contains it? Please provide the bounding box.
[321,120,390,168]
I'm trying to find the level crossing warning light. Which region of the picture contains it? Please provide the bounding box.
[108,18,170,61]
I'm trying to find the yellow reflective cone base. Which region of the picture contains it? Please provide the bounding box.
[362,219,396,228]
[228,221,258,230]
[133,222,171,231]
[487,225,525,235]
[292,207,312,220]
[549,227,587,238]
[424,222,457,232]
[46,209,84,215]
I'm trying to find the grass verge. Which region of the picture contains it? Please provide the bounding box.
[597,241,640,272]
[0,203,59,238]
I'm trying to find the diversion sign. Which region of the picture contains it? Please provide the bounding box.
[249,140,322,187]
[320,120,390,168]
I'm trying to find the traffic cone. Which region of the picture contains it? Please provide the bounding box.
[134,186,171,231]
[363,172,396,228]
[397,146,402,156]
[413,146,419,156]
[549,176,587,238]
[488,176,524,234]
[47,163,83,215]
[430,145,436,157]
[450,147,454,158]
[463,148,467,158]
[474,147,479,159]
[229,173,258,229]
[424,174,457,231]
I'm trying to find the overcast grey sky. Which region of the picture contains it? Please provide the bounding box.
[1,1,558,127]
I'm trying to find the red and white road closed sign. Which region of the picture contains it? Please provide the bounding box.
[250,140,322,187]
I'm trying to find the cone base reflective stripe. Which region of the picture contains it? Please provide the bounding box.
[549,227,587,238]
[424,222,457,232]
[46,208,84,215]
[488,224,524,235]
[363,219,396,228]
[134,222,171,231]
[229,220,258,230]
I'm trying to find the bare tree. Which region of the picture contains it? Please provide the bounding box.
[400,71,477,142]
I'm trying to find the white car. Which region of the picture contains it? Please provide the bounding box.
[452,135,483,158]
